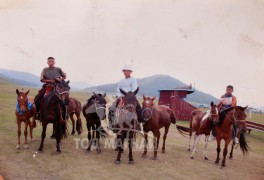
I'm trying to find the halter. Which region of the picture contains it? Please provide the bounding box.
[55,84,69,100]
[142,107,153,121]
[122,104,137,120]
[94,101,106,114]
[209,107,219,120]
[16,98,32,115]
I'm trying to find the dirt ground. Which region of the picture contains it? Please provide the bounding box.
[0,83,264,180]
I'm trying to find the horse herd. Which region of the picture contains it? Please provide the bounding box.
[15,81,249,166]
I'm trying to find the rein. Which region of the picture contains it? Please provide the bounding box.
[55,84,69,100]
[224,109,246,124]
[142,107,153,121]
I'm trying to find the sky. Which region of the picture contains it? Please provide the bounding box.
[0,0,264,107]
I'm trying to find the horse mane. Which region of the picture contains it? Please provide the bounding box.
[218,107,235,126]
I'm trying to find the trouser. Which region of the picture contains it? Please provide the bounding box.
[34,85,47,113]
[211,121,216,137]
[233,124,238,139]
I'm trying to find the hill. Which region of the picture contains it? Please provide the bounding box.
[85,75,218,104]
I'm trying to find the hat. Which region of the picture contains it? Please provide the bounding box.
[122,65,133,72]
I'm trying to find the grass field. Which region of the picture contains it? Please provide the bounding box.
[0,78,264,180]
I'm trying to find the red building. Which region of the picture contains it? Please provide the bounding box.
[158,85,197,120]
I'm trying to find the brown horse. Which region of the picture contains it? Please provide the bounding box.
[15,89,36,149]
[187,102,219,160]
[141,95,176,159]
[68,98,82,135]
[215,106,249,167]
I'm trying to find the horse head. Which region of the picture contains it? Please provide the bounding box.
[142,94,156,121]
[234,106,248,133]
[16,89,30,113]
[120,87,139,113]
[55,80,71,104]
[209,101,219,122]
[92,92,107,120]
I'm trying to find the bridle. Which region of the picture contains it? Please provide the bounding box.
[209,107,219,120]
[55,84,69,100]
[224,109,246,124]
[142,107,153,121]
[94,101,106,114]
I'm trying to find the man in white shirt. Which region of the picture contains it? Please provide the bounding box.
[108,65,143,131]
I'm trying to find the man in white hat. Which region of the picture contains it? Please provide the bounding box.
[108,65,143,131]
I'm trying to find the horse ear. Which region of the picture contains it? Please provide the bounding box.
[120,89,127,96]
[66,80,70,84]
[210,101,214,107]
[25,90,30,96]
[16,89,19,95]
[103,92,106,98]
[151,97,156,101]
[143,94,146,100]
[243,106,248,111]
[93,92,98,98]
[133,87,139,95]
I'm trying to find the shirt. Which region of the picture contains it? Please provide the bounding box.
[219,93,237,110]
[40,67,66,81]
[117,77,138,97]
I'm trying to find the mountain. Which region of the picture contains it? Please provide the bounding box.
[85,75,218,104]
[0,68,92,90]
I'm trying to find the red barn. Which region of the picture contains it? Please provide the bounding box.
[158,85,197,120]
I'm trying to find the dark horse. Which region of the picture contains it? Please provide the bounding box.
[82,92,108,153]
[38,80,70,153]
[141,95,176,160]
[115,88,140,164]
[215,106,249,167]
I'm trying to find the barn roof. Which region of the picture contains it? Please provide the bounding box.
[158,85,195,94]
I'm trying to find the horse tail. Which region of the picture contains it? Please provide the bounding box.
[239,133,249,155]
[169,109,176,124]
[176,125,192,137]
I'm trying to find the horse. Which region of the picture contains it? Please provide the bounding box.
[82,92,109,153]
[15,89,36,149]
[215,106,249,167]
[141,95,176,160]
[38,80,70,153]
[178,102,219,160]
[115,88,140,164]
[68,98,82,135]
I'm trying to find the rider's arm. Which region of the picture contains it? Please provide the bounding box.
[116,81,121,97]
[218,97,223,109]
[40,68,55,84]
[131,78,138,92]
[232,96,237,107]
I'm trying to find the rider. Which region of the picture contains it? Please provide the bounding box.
[108,65,143,131]
[35,57,67,120]
[210,85,239,144]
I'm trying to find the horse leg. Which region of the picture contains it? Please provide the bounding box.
[50,124,55,139]
[221,139,231,167]
[38,123,47,151]
[29,118,34,142]
[157,130,161,150]
[203,135,209,160]
[55,122,62,153]
[69,113,75,135]
[24,121,29,149]
[153,130,158,160]
[191,134,201,159]
[229,141,235,159]
[191,133,197,151]
[76,113,82,135]
[142,131,148,158]
[16,120,22,149]
[96,123,102,154]
[87,124,92,152]
[162,126,169,154]
[215,138,221,164]
[115,134,124,164]
[128,131,134,164]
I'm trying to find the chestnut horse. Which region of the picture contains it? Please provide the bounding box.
[186,102,219,160]
[68,98,82,135]
[15,89,36,149]
[141,95,176,159]
[215,106,249,167]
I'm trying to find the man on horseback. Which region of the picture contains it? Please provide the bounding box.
[108,65,143,131]
[34,57,67,120]
[210,85,239,144]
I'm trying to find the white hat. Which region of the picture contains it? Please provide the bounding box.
[122,65,133,72]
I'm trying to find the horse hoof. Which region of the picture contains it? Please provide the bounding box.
[57,150,61,153]
[215,161,219,164]
[221,164,225,167]
[16,144,21,149]
[24,144,29,149]
[162,150,165,154]
[204,157,209,160]
[50,136,55,139]
[152,157,157,160]
[142,154,147,158]
[190,157,194,160]
[115,161,121,165]
[229,156,233,160]
[71,132,75,135]
[188,148,191,152]
[38,149,43,152]
[129,160,134,164]
[97,150,102,154]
